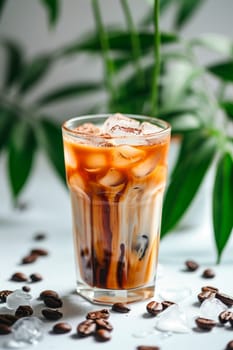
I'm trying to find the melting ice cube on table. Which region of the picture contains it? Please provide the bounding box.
[159,286,191,303]
[155,304,190,333]
[199,297,227,321]
[6,290,32,310]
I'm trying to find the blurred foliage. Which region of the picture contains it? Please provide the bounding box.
[0,0,232,262]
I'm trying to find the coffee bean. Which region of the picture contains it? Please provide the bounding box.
[137,347,160,350]
[161,301,175,310]
[39,290,59,300]
[34,233,46,241]
[11,272,28,282]
[22,286,31,292]
[226,340,233,350]
[216,292,233,307]
[77,320,96,337]
[15,305,33,318]
[146,301,163,316]
[197,291,215,303]
[202,269,215,279]
[96,319,113,331]
[0,290,13,303]
[219,311,233,324]
[53,322,72,334]
[44,296,63,308]
[0,314,18,326]
[185,260,199,271]
[31,248,48,256]
[22,254,38,264]
[0,324,11,335]
[86,309,110,320]
[41,309,63,321]
[195,317,216,330]
[95,328,111,342]
[30,273,43,282]
[112,303,130,313]
[201,286,219,293]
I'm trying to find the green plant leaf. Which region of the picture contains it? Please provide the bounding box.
[62,31,178,55]
[208,61,233,82]
[0,107,15,152]
[37,118,66,184]
[40,0,60,26]
[168,113,202,134]
[18,55,53,94]
[8,121,36,198]
[161,136,217,236]
[36,82,103,106]
[0,0,6,17]
[213,152,233,263]
[220,100,233,121]
[175,0,205,29]
[1,39,24,88]
[141,0,174,26]
[191,34,233,56]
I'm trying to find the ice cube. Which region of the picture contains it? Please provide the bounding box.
[113,145,145,167]
[98,168,125,187]
[141,121,162,135]
[6,290,32,310]
[75,123,101,135]
[132,154,160,177]
[8,317,44,347]
[159,287,191,303]
[155,304,190,333]
[199,297,227,322]
[69,173,85,192]
[64,146,77,169]
[84,154,106,172]
[103,114,140,132]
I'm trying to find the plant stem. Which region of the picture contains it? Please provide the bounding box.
[91,0,116,105]
[151,0,160,117]
[120,0,143,87]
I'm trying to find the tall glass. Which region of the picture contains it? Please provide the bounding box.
[62,114,170,304]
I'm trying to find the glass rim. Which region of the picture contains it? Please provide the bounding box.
[62,113,171,140]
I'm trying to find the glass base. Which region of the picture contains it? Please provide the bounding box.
[76,280,155,305]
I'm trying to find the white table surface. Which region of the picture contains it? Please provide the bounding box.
[1,154,233,350]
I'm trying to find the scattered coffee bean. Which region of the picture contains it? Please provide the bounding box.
[201,285,219,293]
[95,328,111,342]
[11,272,28,282]
[41,309,63,321]
[198,291,215,303]
[0,290,13,303]
[137,347,160,350]
[112,303,130,313]
[195,317,216,330]
[161,301,175,310]
[15,305,33,318]
[53,322,72,334]
[34,233,46,241]
[77,319,96,337]
[216,292,233,307]
[30,273,43,282]
[39,290,59,300]
[31,248,48,256]
[0,314,18,326]
[202,269,215,279]
[44,296,63,308]
[22,286,31,292]
[87,309,110,320]
[185,260,199,271]
[146,301,163,316]
[219,311,233,324]
[226,340,233,350]
[22,254,38,264]
[0,324,11,335]
[96,318,113,331]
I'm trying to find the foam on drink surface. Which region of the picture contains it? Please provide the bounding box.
[63,113,170,291]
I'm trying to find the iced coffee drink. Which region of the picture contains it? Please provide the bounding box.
[62,114,170,304]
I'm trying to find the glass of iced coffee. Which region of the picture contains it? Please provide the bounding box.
[62,114,170,304]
